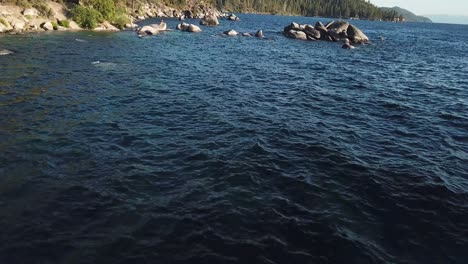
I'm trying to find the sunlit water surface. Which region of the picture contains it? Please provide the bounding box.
[1,14,468,264]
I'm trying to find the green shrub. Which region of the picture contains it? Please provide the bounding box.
[112,13,130,29]
[33,3,54,17]
[71,5,102,29]
[58,19,70,28]
[0,17,8,27]
[15,0,31,8]
[91,0,115,20]
[51,21,58,30]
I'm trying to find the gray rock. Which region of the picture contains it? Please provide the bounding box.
[328,21,350,31]
[200,15,219,26]
[283,22,301,33]
[285,30,307,40]
[327,21,350,40]
[23,8,39,17]
[0,49,13,55]
[315,21,325,29]
[315,21,328,36]
[139,25,159,35]
[68,21,81,30]
[342,38,355,49]
[41,22,54,31]
[13,21,25,31]
[342,43,355,49]
[255,29,263,38]
[100,21,119,31]
[324,21,334,28]
[148,21,167,31]
[187,24,202,32]
[347,24,369,43]
[138,21,166,35]
[177,23,201,32]
[304,25,320,40]
[227,14,240,21]
[223,29,238,36]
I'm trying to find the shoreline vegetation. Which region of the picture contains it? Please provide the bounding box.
[0,0,409,35]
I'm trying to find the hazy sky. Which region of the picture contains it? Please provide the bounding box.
[369,0,468,15]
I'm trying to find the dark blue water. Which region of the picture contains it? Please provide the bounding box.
[1,14,467,263]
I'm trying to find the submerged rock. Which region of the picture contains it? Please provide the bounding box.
[342,39,355,49]
[227,14,240,21]
[0,49,14,55]
[242,32,252,37]
[188,24,202,32]
[138,21,167,35]
[255,29,263,38]
[223,29,238,36]
[149,21,167,31]
[139,25,160,35]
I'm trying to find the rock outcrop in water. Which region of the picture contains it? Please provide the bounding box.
[227,13,240,21]
[199,15,219,26]
[223,29,239,36]
[0,49,14,55]
[283,20,369,44]
[255,30,263,38]
[138,21,167,36]
[176,23,202,33]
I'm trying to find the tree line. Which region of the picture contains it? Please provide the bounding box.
[210,0,399,20]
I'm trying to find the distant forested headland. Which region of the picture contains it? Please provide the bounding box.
[211,0,401,20]
[2,0,403,21]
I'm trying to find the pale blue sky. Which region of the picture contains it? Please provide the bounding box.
[370,0,468,15]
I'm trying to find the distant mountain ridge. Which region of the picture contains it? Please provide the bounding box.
[380,6,432,23]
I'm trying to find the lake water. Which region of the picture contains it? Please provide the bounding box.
[1,14,467,263]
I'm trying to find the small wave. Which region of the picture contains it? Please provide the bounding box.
[439,112,466,121]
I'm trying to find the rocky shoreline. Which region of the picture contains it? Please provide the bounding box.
[0,1,221,34]
[1,1,371,55]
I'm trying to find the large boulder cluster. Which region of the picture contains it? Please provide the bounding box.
[283,20,369,44]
